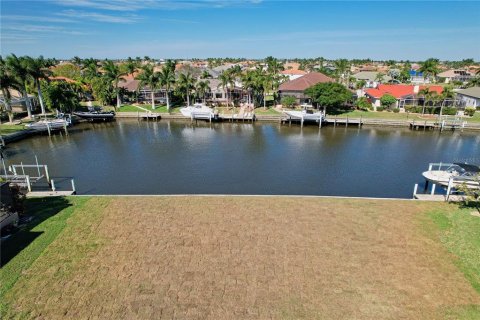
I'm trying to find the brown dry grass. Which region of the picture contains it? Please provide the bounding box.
[4,196,480,319]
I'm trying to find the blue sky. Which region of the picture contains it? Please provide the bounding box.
[1,0,479,60]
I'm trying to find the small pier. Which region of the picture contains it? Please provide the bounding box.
[141,114,161,121]
[2,158,77,197]
[413,162,479,202]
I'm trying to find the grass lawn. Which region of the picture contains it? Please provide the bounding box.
[328,110,480,123]
[0,124,27,134]
[469,112,480,123]
[1,197,479,319]
[116,105,180,113]
[254,108,281,115]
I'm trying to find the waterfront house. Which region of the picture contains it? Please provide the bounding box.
[365,84,443,110]
[280,69,307,81]
[352,71,392,88]
[0,89,38,113]
[278,72,334,105]
[455,87,480,108]
[437,70,473,84]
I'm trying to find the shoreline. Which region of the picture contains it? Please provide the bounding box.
[1,114,479,146]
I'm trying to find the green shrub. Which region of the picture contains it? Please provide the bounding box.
[355,97,371,111]
[376,106,385,112]
[281,96,297,108]
[464,107,476,117]
[393,108,400,113]
[442,107,457,116]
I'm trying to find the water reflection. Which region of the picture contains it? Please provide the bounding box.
[3,120,479,197]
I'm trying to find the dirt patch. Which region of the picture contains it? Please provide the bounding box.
[4,197,480,319]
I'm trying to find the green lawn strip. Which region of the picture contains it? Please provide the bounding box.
[1,196,110,318]
[0,198,90,300]
[423,204,480,318]
[469,113,480,123]
[0,124,27,134]
[254,108,281,115]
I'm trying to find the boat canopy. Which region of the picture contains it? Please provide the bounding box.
[453,163,480,173]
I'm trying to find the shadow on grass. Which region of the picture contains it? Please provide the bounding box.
[458,200,480,214]
[1,197,71,267]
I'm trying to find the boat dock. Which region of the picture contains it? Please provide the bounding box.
[412,162,479,202]
[2,160,77,198]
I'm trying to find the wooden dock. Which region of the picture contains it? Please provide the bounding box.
[26,190,76,198]
[414,194,467,202]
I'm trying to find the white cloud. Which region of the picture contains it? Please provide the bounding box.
[1,15,75,23]
[57,9,142,23]
[51,0,263,11]
[2,24,88,35]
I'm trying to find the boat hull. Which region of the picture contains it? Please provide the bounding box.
[74,112,115,121]
[26,120,70,132]
[422,170,479,188]
[284,111,323,121]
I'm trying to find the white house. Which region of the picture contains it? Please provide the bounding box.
[455,87,480,108]
[437,70,473,84]
[352,71,392,88]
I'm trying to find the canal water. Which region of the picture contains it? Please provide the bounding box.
[3,120,480,197]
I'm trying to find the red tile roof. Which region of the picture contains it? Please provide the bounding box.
[280,69,307,75]
[279,72,334,91]
[365,84,443,99]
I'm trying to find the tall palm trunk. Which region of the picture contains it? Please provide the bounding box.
[186,89,190,107]
[151,90,155,109]
[115,81,121,110]
[36,80,46,115]
[2,88,14,123]
[165,87,170,112]
[263,92,267,110]
[22,88,32,118]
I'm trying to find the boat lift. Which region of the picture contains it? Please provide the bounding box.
[1,155,76,196]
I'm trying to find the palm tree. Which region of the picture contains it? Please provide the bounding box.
[82,58,99,79]
[102,59,127,110]
[375,73,385,83]
[419,58,440,83]
[25,56,52,115]
[218,70,232,108]
[0,55,19,122]
[334,59,350,85]
[158,66,175,112]
[200,70,210,79]
[177,72,195,107]
[136,64,161,110]
[439,86,455,117]
[196,80,210,104]
[71,56,83,69]
[418,88,430,115]
[241,70,256,107]
[124,57,139,77]
[6,55,34,118]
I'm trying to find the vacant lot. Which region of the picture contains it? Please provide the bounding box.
[1,196,479,319]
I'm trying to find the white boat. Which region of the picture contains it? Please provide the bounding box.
[180,103,215,120]
[26,115,72,132]
[422,163,479,188]
[283,109,324,122]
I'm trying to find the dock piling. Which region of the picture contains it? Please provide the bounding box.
[413,183,418,198]
[431,184,436,195]
[71,179,76,193]
[51,179,56,192]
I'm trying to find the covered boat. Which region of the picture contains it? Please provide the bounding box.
[25,114,72,132]
[180,103,215,120]
[422,163,479,188]
[74,110,115,121]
